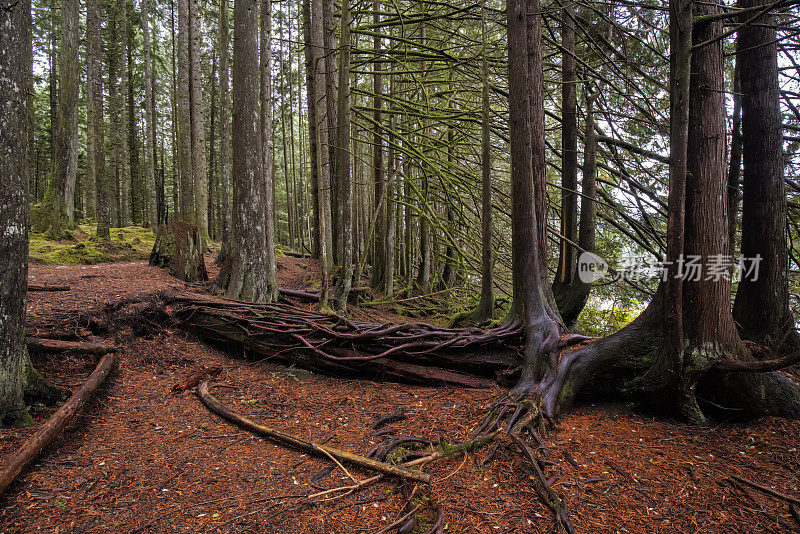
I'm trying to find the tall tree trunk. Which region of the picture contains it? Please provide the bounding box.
[190,0,209,236]
[727,60,741,255]
[119,0,131,227]
[177,0,194,221]
[50,0,79,236]
[218,0,232,261]
[507,0,563,390]
[731,0,798,355]
[143,0,158,227]
[527,0,547,279]
[108,12,121,228]
[302,0,320,255]
[258,0,279,301]
[311,0,333,303]
[476,13,493,320]
[0,0,33,424]
[370,0,386,291]
[552,0,578,304]
[209,50,217,239]
[86,0,103,226]
[332,0,353,312]
[323,0,339,263]
[225,0,274,302]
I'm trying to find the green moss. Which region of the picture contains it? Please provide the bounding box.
[29,224,156,265]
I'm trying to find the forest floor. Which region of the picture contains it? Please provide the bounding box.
[1,257,799,533]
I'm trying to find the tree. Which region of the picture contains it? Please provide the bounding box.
[190,0,209,236]
[48,0,79,236]
[217,0,232,262]
[1,0,58,424]
[223,0,275,302]
[119,0,131,227]
[732,0,799,355]
[177,0,194,221]
[259,0,278,301]
[143,0,158,228]
[87,0,109,238]
[332,0,354,312]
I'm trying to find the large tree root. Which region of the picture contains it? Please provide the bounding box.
[0,352,115,497]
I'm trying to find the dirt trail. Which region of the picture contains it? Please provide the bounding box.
[1,259,799,533]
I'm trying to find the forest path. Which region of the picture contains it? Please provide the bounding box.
[1,259,799,532]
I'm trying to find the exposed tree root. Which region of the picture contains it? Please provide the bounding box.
[0,352,115,497]
[195,381,431,484]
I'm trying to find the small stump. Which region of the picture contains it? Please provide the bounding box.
[149,221,209,282]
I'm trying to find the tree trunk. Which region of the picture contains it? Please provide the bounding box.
[727,60,741,255]
[223,0,276,302]
[119,0,131,227]
[370,0,386,291]
[302,0,320,256]
[217,0,232,263]
[553,0,577,295]
[333,0,353,312]
[0,0,58,424]
[108,12,121,228]
[190,0,209,237]
[731,0,798,355]
[476,12,493,321]
[49,0,79,236]
[143,0,158,228]
[87,0,107,236]
[259,0,279,301]
[177,0,194,221]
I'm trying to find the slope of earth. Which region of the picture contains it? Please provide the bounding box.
[1,258,798,533]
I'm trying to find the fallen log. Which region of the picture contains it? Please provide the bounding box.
[160,292,521,388]
[196,381,431,484]
[0,352,116,497]
[26,337,117,355]
[27,284,70,292]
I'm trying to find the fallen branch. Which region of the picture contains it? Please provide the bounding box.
[27,284,70,292]
[196,381,431,484]
[730,475,800,505]
[791,504,800,527]
[0,352,116,497]
[26,337,117,355]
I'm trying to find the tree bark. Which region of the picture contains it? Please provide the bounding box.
[370,0,386,291]
[190,0,209,237]
[333,0,354,312]
[177,0,195,221]
[119,0,131,227]
[259,0,279,301]
[143,0,158,228]
[49,0,79,236]
[217,0,232,263]
[0,0,35,424]
[731,0,798,355]
[88,0,108,237]
[553,0,578,297]
[224,0,276,302]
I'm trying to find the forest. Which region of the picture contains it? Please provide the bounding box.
[2,0,800,530]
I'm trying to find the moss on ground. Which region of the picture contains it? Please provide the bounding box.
[29,224,157,265]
